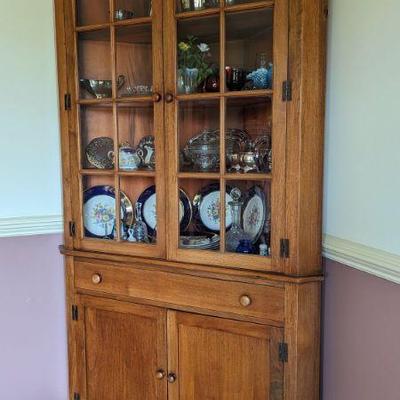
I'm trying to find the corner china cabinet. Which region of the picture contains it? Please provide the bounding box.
[55,0,326,398]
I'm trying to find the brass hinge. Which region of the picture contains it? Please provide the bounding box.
[69,221,76,237]
[73,393,80,400]
[64,93,72,111]
[280,238,290,258]
[72,305,79,321]
[282,80,292,102]
[279,342,288,363]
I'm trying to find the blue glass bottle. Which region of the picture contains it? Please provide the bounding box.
[236,239,254,254]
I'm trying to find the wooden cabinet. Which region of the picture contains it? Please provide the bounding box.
[55,0,326,398]
[73,296,167,400]
[167,311,284,400]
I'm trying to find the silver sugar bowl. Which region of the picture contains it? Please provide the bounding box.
[184,129,220,172]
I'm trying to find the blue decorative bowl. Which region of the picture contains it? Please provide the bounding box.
[247,64,273,89]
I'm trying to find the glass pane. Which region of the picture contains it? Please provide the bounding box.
[76,0,110,26]
[115,0,152,20]
[116,25,153,98]
[80,104,114,170]
[119,177,156,243]
[179,100,220,172]
[225,97,272,174]
[78,29,112,99]
[179,179,223,252]
[82,175,117,240]
[225,8,273,91]
[225,180,271,256]
[177,16,220,94]
[176,0,219,14]
[117,102,155,171]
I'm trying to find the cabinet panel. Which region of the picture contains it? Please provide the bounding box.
[74,260,285,324]
[168,311,284,400]
[75,296,167,400]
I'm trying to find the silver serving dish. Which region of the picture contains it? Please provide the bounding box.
[80,75,126,99]
[184,129,220,172]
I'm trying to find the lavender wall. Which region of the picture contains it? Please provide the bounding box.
[1,234,399,399]
[322,259,400,400]
[0,234,68,400]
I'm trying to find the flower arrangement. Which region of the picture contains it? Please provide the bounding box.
[178,35,213,85]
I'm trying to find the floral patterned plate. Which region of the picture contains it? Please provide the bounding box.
[193,183,233,233]
[243,185,267,243]
[137,185,192,238]
[83,185,133,239]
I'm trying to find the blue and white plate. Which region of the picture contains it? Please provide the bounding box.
[193,183,233,233]
[243,185,267,243]
[83,185,133,239]
[137,185,192,237]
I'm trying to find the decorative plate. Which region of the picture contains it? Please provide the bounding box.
[137,185,192,237]
[85,137,114,169]
[83,185,133,239]
[243,185,267,243]
[179,233,220,250]
[193,183,233,233]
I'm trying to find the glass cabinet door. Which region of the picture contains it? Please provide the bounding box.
[165,0,288,271]
[67,0,165,258]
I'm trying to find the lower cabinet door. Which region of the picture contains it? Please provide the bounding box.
[75,295,167,400]
[167,311,284,400]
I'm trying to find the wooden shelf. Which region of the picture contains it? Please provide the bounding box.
[77,98,113,106]
[76,23,110,33]
[178,172,220,180]
[118,170,156,177]
[114,16,152,27]
[177,90,272,102]
[224,172,272,180]
[80,169,114,176]
[224,0,274,13]
[224,89,273,98]
[175,8,220,20]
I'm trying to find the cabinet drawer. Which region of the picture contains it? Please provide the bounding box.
[74,261,285,324]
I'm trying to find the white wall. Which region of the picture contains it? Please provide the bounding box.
[323,0,400,255]
[0,0,398,256]
[0,0,62,218]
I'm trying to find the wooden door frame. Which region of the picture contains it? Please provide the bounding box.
[164,0,289,272]
[57,0,167,258]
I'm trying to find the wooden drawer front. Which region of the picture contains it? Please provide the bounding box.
[74,261,285,324]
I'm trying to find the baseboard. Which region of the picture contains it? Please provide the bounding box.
[323,234,400,284]
[0,215,63,238]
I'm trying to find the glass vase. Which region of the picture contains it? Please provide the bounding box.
[132,203,149,243]
[184,67,199,94]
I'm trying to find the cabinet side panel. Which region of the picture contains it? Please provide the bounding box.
[286,0,327,274]
[54,0,73,248]
[284,282,321,400]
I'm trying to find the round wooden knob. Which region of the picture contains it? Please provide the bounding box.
[167,373,177,383]
[165,92,174,103]
[155,370,166,380]
[239,295,252,307]
[152,92,162,103]
[91,273,102,285]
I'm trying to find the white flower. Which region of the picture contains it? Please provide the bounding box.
[197,43,210,53]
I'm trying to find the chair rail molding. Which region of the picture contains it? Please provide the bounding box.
[323,234,400,285]
[0,215,63,238]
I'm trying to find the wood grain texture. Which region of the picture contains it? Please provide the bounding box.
[284,281,321,400]
[76,295,167,400]
[168,311,284,400]
[74,260,285,325]
[285,0,327,275]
